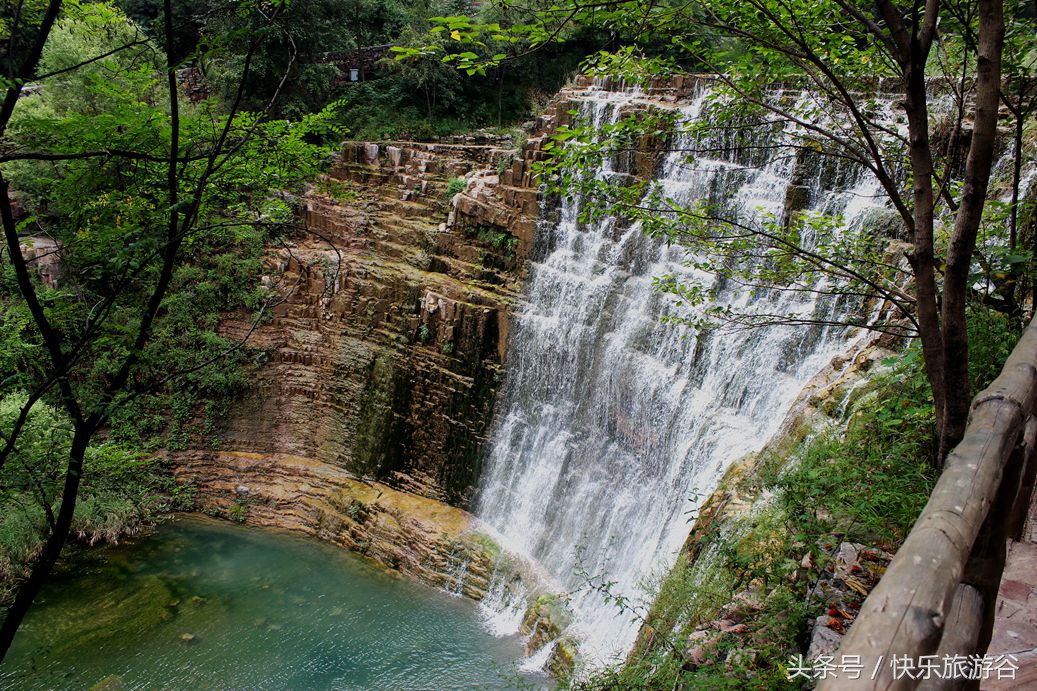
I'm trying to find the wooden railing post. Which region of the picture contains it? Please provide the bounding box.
[920,419,1037,691]
[1004,417,1037,541]
[818,318,1037,690]
[917,584,984,691]
[961,422,1027,673]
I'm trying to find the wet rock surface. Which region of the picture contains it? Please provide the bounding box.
[175,451,498,598]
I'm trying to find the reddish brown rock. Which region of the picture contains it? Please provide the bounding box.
[176,450,496,599]
[202,139,534,507]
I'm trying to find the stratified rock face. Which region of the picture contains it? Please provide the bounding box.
[171,90,615,589]
[19,236,62,289]
[175,451,496,599]
[189,78,620,513]
[210,138,535,506]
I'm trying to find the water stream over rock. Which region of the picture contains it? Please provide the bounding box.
[474,83,891,665]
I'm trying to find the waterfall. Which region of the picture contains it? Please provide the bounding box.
[474,83,891,666]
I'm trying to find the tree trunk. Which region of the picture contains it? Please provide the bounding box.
[939,0,1005,460]
[1009,107,1023,253]
[497,64,504,128]
[1006,96,1025,319]
[0,424,91,662]
[902,35,948,461]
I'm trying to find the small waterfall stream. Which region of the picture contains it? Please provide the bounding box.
[475,83,891,665]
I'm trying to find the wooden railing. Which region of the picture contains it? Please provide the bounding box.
[819,317,1037,690]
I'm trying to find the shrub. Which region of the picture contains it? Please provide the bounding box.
[0,395,195,603]
[229,499,249,523]
[445,177,467,199]
[346,499,365,523]
[316,177,360,203]
[496,154,515,176]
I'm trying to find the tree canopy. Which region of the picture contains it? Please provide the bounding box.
[0,0,338,659]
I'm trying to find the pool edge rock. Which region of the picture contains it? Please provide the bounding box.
[175,450,496,600]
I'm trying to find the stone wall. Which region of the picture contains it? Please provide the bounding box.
[200,138,529,507]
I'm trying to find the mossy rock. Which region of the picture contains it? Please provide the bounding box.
[465,531,503,565]
[522,592,571,628]
[816,371,886,420]
[44,575,175,656]
[520,591,573,652]
[549,637,579,679]
[89,675,126,691]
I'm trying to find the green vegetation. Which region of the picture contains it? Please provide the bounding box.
[345,499,365,523]
[113,0,596,138]
[228,499,249,523]
[0,0,338,652]
[464,224,519,258]
[578,308,1021,689]
[496,154,515,176]
[315,177,362,204]
[2,2,335,448]
[335,41,585,139]
[0,395,192,603]
[469,531,503,564]
[119,0,414,118]
[445,177,467,198]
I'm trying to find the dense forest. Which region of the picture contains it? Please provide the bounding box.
[1,0,1036,688]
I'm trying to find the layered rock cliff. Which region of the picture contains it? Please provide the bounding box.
[175,77,681,524]
[190,138,533,504]
[172,123,562,589]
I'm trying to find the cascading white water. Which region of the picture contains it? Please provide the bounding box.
[475,83,891,666]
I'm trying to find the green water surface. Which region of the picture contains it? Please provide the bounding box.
[0,516,538,690]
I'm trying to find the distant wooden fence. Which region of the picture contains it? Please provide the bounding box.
[819,317,1037,690]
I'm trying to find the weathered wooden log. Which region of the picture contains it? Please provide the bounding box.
[819,317,1037,690]
[916,584,984,691]
[1005,417,1037,541]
